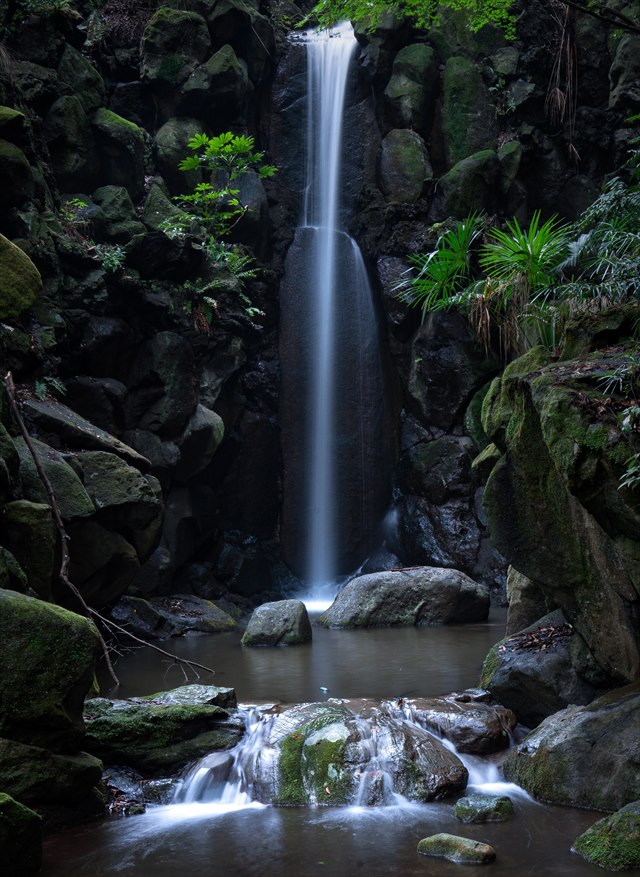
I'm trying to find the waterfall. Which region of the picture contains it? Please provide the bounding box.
[279,24,394,592]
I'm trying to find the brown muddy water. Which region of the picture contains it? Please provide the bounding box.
[42,610,639,877]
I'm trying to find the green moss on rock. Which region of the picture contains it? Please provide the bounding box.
[573,802,640,870]
[0,233,41,321]
[0,792,42,876]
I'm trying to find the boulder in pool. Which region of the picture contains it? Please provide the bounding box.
[242,599,312,646]
[318,567,489,628]
[454,793,514,823]
[417,833,496,864]
[572,801,640,871]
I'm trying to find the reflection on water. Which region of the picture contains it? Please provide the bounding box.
[100,609,509,703]
[44,610,639,877]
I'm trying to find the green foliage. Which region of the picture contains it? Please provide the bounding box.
[306,0,517,38]
[34,376,66,401]
[169,132,276,242]
[163,132,276,331]
[93,243,126,274]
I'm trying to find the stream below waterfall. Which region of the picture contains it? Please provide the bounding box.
[42,611,637,877]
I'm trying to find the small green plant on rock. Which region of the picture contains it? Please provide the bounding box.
[163,132,276,332]
[34,375,66,401]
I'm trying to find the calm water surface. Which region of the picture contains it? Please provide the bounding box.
[43,611,639,877]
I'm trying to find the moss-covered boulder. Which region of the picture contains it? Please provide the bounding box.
[154,116,204,195]
[74,450,161,530]
[57,44,105,113]
[3,501,55,599]
[124,331,197,436]
[242,599,312,646]
[141,179,187,231]
[179,45,250,122]
[0,739,102,809]
[378,128,432,203]
[480,610,607,727]
[431,149,500,220]
[66,519,140,607]
[318,567,489,628]
[454,793,514,823]
[92,109,145,201]
[417,833,496,864]
[482,344,640,683]
[505,566,551,636]
[0,106,28,144]
[383,43,438,134]
[0,590,100,751]
[14,436,94,520]
[0,140,33,207]
[0,548,28,593]
[0,234,41,321]
[0,793,42,877]
[43,95,98,192]
[442,56,497,167]
[21,398,150,470]
[573,801,640,871]
[91,185,146,242]
[111,594,236,638]
[502,684,640,811]
[141,7,211,88]
[83,692,242,771]
[250,701,468,806]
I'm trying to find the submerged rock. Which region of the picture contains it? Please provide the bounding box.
[502,683,640,812]
[242,599,312,646]
[417,833,496,864]
[454,794,514,823]
[318,566,489,629]
[572,801,640,871]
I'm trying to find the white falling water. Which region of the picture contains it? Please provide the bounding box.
[302,23,357,590]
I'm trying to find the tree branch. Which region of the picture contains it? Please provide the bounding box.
[4,373,217,689]
[560,0,640,35]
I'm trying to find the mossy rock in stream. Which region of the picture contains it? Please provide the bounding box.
[0,590,100,752]
[454,793,514,823]
[572,801,640,871]
[0,793,42,876]
[84,694,243,771]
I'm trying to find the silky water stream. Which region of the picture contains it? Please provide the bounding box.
[41,614,632,877]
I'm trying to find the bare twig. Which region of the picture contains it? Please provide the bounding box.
[5,371,120,686]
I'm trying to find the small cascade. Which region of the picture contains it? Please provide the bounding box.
[175,698,528,810]
[175,708,275,806]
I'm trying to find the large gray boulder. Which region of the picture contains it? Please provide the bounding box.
[318,567,489,629]
[480,611,608,727]
[242,600,312,646]
[383,43,438,134]
[502,684,640,811]
[573,801,640,871]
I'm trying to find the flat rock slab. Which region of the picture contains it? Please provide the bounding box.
[318,567,489,628]
[417,833,496,864]
[22,399,150,469]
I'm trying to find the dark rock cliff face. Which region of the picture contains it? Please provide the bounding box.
[0,0,637,609]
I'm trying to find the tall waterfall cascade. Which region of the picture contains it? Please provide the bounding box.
[279,24,394,595]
